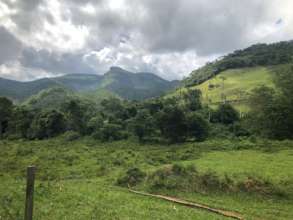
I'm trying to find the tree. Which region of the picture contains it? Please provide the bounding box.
[211,103,239,125]
[182,89,202,111]
[247,65,293,139]
[249,86,275,113]
[129,110,155,142]
[142,99,163,115]
[8,106,34,138]
[273,64,293,100]
[62,100,85,134]
[101,98,128,120]
[87,115,104,135]
[156,106,187,143]
[186,113,209,141]
[29,110,66,139]
[94,123,127,142]
[0,97,13,138]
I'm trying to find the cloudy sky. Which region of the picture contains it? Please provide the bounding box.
[0,0,293,81]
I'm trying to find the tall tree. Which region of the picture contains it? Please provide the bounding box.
[8,106,34,138]
[248,65,293,139]
[63,100,85,134]
[0,97,13,138]
[186,112,209,141]
[156,106,187,143]
[182,89,202,111]
[130,110,155,142]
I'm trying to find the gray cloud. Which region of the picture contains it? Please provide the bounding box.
[20,48,96,74]
[0,26,23,64]
[4,0,44,31]
[0,0,293,81]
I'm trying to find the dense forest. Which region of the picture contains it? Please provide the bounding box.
[1,64,293,143]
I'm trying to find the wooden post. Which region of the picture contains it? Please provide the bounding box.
[25,166,36,220]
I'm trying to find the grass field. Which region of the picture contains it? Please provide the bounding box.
[171,66,275,112]
[195,67,274,103]
[1,138,293,219]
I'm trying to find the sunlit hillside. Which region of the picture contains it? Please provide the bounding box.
[172,66,275,112]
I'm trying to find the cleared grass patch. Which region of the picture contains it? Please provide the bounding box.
[183,149,293,184]
[0,138,293,219]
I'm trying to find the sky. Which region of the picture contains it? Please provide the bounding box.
[0,0,293,81]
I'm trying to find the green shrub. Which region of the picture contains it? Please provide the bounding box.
[117,167,146,187]
[61,131,81,141]
[93,123,128,142]
[211,103,240,125]
[237,176,285,197]
[146,164,284,197]
[148,164,198,191]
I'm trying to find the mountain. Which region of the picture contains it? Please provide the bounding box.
[101,67,179,100]
[0,67,179,102]
[0,74,102,102]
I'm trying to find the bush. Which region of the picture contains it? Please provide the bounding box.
[209,123,234,139]
[211,103,240,125]
[237,176,285,197]
[61,131,81,141]
[117,167,146,187]
[229,122,250,137]
[93,123,128,141]
[148,164,198,191]
[146,164,284,197]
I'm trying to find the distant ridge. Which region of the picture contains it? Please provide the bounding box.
[0,67,179,102]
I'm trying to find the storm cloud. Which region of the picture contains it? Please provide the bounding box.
[0,0,293,81]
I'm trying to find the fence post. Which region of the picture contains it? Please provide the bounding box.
[24,166,36,220]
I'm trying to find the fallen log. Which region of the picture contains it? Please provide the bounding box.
[129,189,244,220]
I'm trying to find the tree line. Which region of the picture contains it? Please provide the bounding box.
[0,64,292,143]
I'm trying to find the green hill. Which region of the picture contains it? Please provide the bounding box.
[101,67,179,100]
[196,67,275,111]
[23,87,82,110]
[175,41,293,111]
[170,66,277,111]
[0,67,179,102]
[184,41,293,87]
[0,77,60,102]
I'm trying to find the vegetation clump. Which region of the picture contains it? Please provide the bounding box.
[117,167,146,187]
[145,164,285,197]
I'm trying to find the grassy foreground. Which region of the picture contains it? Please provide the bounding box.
[0,138,293,219]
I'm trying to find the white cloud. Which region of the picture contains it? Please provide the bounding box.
[0,61,56,81]
[82,42,217,80]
